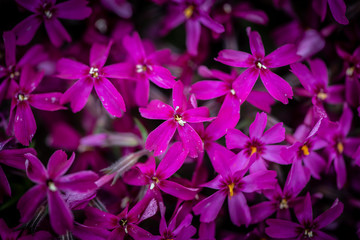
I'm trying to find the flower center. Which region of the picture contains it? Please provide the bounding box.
[304,229,313,238]
[223,3,232,14]
[89,67,99,78]
[47,180,57,192]
[184,5,194,19]
[337,142,344,154]
[255,61,267,69]
[174,114,186,126]
[230,89,236,95]
[346,66,355,77]
[301,145,310,156]
[279,198,288,209]
[228,182,235,197]
[119,219,128,233]
[245,139,264,157]
[44,9,53,19]
[250,146,257,156]
[135,64,147,73]
[17,93,29,102]
[150,176,160,190]
[317,90,327,100]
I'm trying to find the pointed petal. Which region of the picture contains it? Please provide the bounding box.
[232,67,259,104]
[17,185,47,223]
[148,65,176,89]
[314,198,344,229]
[177,123,203,158]
[94,77,126,117]
[47,150,74,179]
[228,192,251,226]
[265,219,301,238]
[261,122,285,144]
[226,128,249,149]
[14,103,36,146]
[44,19,71,47]
[185,20,201,55]
[249,30,265,58]
[249,112,267,139]
[56,58,89,80]
[24,153,47,184]
[29,92,65,111]
[215,50,253,68]
[308,59,328,87]
[123,32,146,62]
[139,100,174,120]
[172,81,187,112]
[90,42,112,68]
[260,69,293,104]
[19,64,44,93]
[123,167,149,186]
[295,192,313,225]
[158,180,198,200]
[57,171,98,192]
[56,0,92,20]
[328,0,348,24]
[61,77,93,113]
[207,144,235,176]
[85,207,118,229]
[13,15,42,45]
[193,191,226,223]
[156,142,188,179]
[290,62,316,92]
[190,80,228,100]
[146,120,177,156]
[264,44,300,68]
[48,190,74,234]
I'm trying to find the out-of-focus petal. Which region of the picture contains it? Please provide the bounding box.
[334,155,346,189]
[123,32,146,62]
[13,15,42,45]
[17,185,47,223]
[15,0,40,12]
[250,201,276,224]
[90,42,112,68]
[3,31,16,67]
[19,65,44,93]
[185,19,201,55]
[246,91,275,112]
[314,198,344,229]
[199,14,224,33]
[295,192,313,225]
[44,19,71,47]
[328,0,348,25]
[265,219,301,238]
[56,0,92,20]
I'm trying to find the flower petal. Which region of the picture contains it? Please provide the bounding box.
[295,192,313,225]
[29,92,65,111]
[264,44,300,68]
[158,180,198,200]
[232,67,259,104]
[147,65,176,89]
[90,42,112,68]
[185,19,201,55]
[19,64,44,93]
[56,58,89,80]
[241,170,277,192]
[177,123,203,158]
[260,69,293,104]
[56,0,92,20]
[199,14,224,33]
[172,81,187,112]
[249,30,265,58]
[94,77,126,117]
[314,198,344,229]
[261,122,285,144]
[226,128,249,149]
[44,19,71,47]
[183,107,214,123]
[146,119,177,156]
[3,31,16,67]
[246,90,275,113]
[123,32,146,62]
[13,15,42,45]
[17,185,47,223]
[193,190,226,223]
[102,62,134,79]
[228,192,251,226]
[47,151,74,179]
[328,0,348,24]
[249,112,267,139]
[24,153,47,184]
[265,219,301,238]
[156,142,188,179]
[215,50,253,68]
[334,155,346,189]
[48,190,74,234]
[56,171,98,192]
[191,81,228,100]
[14,102,36,146]
[61,77,93,113]
[139,100,174,120]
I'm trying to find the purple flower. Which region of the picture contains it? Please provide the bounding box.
[17,150,98,234]
[123,142,198,200]
[57,41,127,117]
[140,81,215,157]
[13,0,92,46]
[193,148,277,226]
[118,32,176,106]
[312,0,348,25]
[226,112,289,172]
[161,0,224,55]
[0,31,47,104]
[6,65,65,145]
[291,59,344,106]
[216,28,300,104]
[265,192,344,239]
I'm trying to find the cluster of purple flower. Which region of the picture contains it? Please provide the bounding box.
[1,0,360,239]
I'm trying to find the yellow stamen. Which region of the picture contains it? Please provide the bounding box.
[317,92,327,100]
[174,114,186,126]
[89,67,99,78]
[250,146,257,155]
[228,182,235,197]
[304,229,313,238]
[279,198,288,209]
[337,142,344,154]
[230,89,236,95]
[301,145,310,156]
[184,5,194,19]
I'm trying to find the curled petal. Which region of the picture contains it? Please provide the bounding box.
[25,153,47,184]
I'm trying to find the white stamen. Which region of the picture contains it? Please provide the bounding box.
[230,89,236,95]
[135,64,147,73]
[44,10,53,19]
[89,67,99,78]
[223,3,232,14]
[48,182,57,192]
[150,182,155,190]
[256,61,267,69]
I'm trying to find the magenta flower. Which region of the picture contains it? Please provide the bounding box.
[85,197,157,239]
[118,32,176,106]
[312,0,348,25]
[17,150,98,235]
[291,59,344,106]
[265,192,344,239]
[0,31,47,104]
[6,65,65,145]
[57,41,127,117]
[226,112,289,172]
[123,142,198,200]
[13,0,92,46]
[193,148,277,226]
[216,28,300,104]
[139,81,214,157]
[161,0,224,55]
